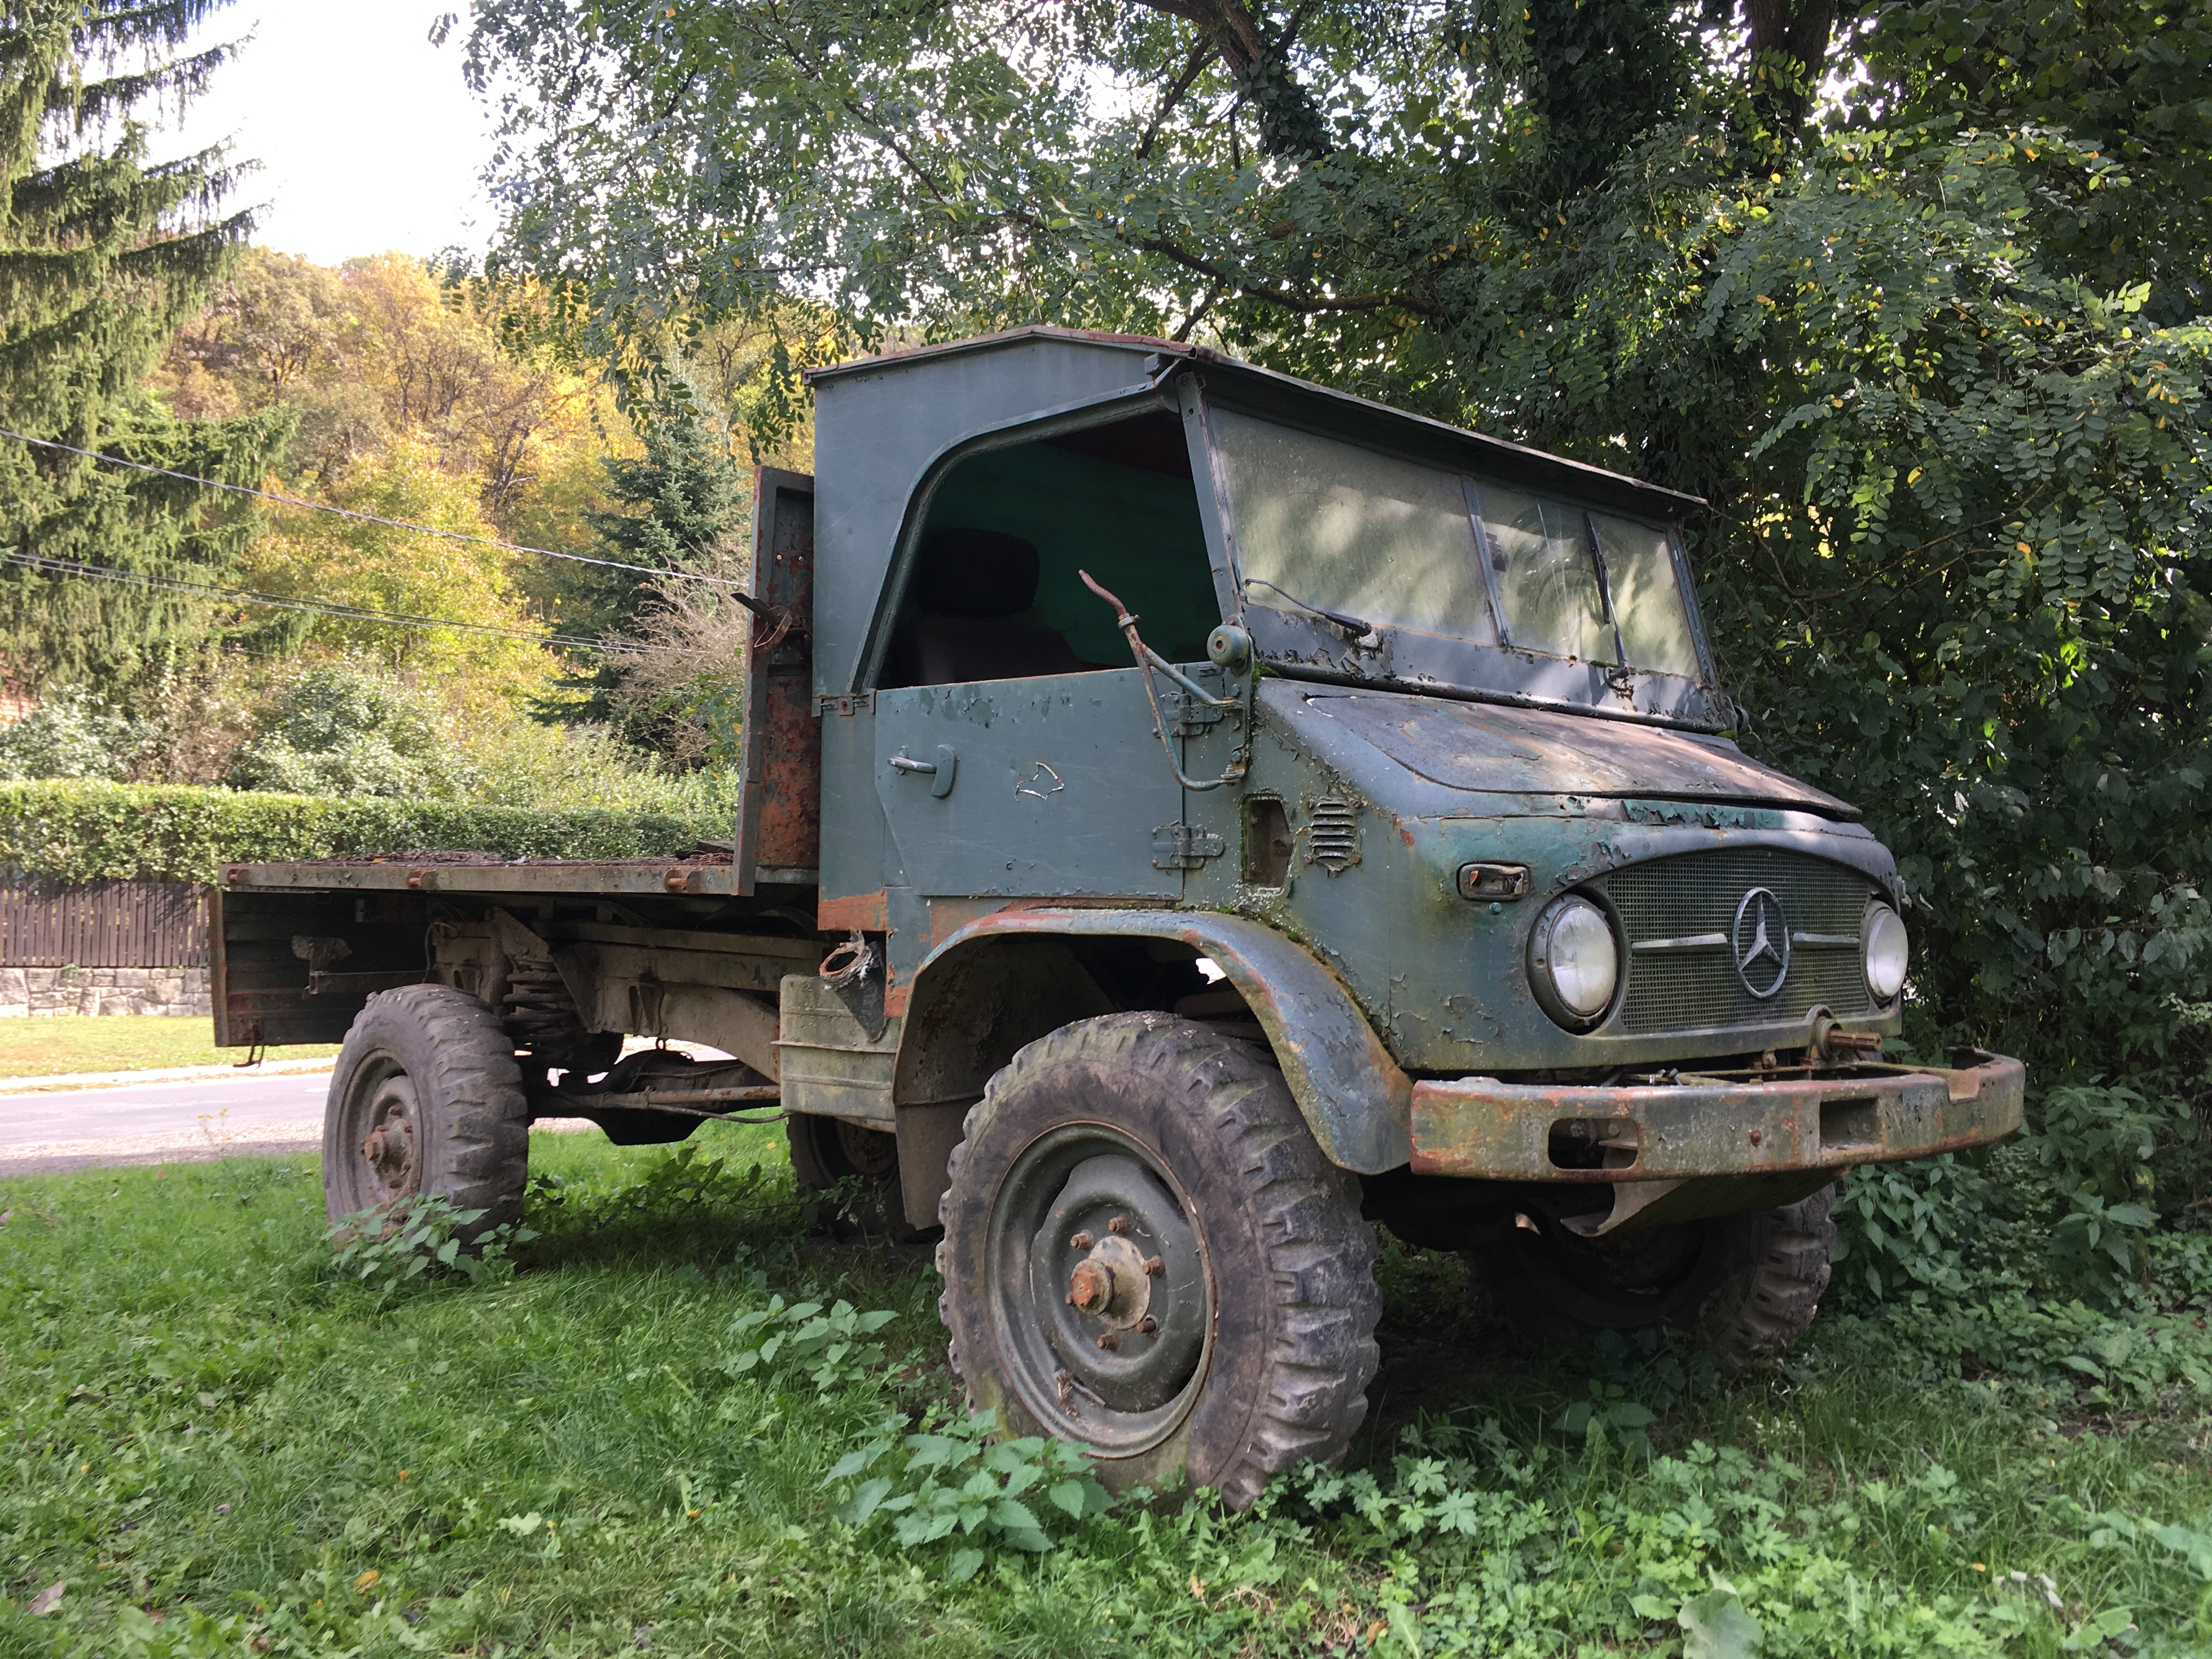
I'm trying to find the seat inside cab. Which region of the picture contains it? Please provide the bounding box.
[879,411,1220,689]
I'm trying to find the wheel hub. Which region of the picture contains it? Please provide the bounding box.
[1021,1149,1207,1424]
[1064,1232,1155,1328]
[355,1071,420,1204]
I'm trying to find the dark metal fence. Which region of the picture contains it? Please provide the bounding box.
[0,879,209,968]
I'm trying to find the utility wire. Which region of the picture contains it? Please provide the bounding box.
[0,424,749,591]
[0,549,664,656]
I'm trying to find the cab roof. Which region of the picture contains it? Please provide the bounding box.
[806,325,1706,519]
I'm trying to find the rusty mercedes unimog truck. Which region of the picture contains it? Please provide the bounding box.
[213,326,2024,1505]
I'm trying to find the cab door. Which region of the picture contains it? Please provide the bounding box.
[872,668,1183,900]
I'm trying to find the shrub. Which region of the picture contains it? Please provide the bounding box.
[225,663,471,799]
[0,687,156,781]
[0,777,715,884]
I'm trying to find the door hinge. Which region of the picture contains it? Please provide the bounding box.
[1152,821,1226,870]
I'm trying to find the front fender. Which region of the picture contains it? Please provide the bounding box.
[902,909,1412,1173]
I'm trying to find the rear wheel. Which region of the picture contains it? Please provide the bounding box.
[786,1113,915,1239]
[324,984,529,1239]
[935,1013,1380,1508]
[1468,1186,1835,1372]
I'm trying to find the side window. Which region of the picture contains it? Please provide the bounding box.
[878,412,1220,689]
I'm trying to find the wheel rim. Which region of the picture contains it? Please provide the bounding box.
[832,1119,900,1181]
[344,1053,422,1210]
[984,1122,1212,1457]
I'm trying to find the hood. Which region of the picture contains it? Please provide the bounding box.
[1280,686,1857,819]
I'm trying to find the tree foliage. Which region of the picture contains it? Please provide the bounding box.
[459,2,2212,1129]
[0,0,290,692]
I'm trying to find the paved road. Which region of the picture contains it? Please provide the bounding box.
[0,1069,334,1149]
[0,1069,333,1173]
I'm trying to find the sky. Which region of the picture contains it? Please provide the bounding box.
[156,3,498,266]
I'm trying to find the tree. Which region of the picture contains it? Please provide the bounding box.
[239,435,556,709]
[0,0,291,693]
[455,2,2212,1108]
[541,396,747,749]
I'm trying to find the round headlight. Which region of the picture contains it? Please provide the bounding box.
[1529,894,1620,1028]
[1864,903,1909,1002]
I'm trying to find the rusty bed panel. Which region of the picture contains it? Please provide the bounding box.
[1408,1050,2024,1181]
[737,467,823,892]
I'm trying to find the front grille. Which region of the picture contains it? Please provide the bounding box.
[1599,850,1878,1035]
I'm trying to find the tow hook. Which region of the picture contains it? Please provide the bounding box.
[1809,1008,1883,1063]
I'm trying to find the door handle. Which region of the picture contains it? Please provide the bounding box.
[890,744,958,798]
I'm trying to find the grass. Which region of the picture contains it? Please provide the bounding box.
[0,1016,340,1080]
[0,1128,2207,1658]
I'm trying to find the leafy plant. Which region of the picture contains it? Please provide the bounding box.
[723,1295,895,1395]
[1831,1155,1994,1304]
[822,1407,1113,1579]
[324,1194,535,1293]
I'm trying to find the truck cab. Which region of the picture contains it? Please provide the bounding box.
[217,327,2022,1507]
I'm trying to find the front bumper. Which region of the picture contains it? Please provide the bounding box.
[1409,1049,2024,1182]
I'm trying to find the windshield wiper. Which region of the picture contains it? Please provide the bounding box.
[1242,578,1373,638]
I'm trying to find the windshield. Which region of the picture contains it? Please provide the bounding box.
[1211,410,1494,641]
[1212,408,1702,678]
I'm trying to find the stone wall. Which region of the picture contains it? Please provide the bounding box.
[0,964,212,1018]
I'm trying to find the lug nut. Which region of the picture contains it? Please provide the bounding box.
[1108,1216,1129,1235]
[1096,1331,1120,1352]
[1142,1256,1164,1277]
[1137,1316,1158,1335]
[1069,1231,1093,1250]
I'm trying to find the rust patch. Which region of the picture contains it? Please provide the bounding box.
[817,891,890,932]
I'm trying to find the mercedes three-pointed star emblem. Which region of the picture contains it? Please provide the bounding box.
[1731,887,1791,1000]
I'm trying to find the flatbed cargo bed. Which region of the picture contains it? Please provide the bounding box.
[221,859,821,898]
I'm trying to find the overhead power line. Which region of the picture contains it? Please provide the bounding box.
[0,425,749,592]
[0,549,664,655]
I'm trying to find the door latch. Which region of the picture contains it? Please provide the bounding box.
[1158,686,1227,737]
[890,744,958,798]
[1151,821,1226,870]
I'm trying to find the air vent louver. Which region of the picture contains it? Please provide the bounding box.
[1306,798,1361,874]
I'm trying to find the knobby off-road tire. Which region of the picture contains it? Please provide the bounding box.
[323,984,529,1239]
[935,1013,1381,1509]
[786,1113,921,1242]
[1468,1186,1836,1373]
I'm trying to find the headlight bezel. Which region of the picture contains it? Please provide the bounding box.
[1863,900,1910,1005]
[1526,891,1623,1032]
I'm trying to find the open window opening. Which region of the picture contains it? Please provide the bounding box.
[878,410,1221,689]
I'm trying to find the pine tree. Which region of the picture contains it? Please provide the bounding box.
[580,399,742,633]
[542,397,743,733]
[0,0,291,693]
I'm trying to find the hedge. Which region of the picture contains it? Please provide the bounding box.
[0,780,719,887]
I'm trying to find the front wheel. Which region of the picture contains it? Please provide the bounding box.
[935,1013,1380,1508]
[1467,1186,1836,1372]
[324,984,529,1238]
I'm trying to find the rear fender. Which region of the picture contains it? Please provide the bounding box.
[896,909,1412,1172]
